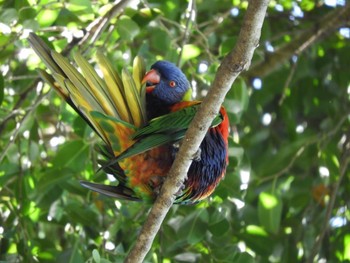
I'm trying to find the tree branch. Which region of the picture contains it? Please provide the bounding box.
[124,1,270,262]
[244,2,350,79]
[78,0,134,50]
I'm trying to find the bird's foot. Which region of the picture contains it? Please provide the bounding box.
[192,147,202,161]
[173,141,180,151]
[173,142,201,161]
[150,176,164,195]
[174,183,186,197]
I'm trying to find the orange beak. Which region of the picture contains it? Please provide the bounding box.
[142,69,160,93]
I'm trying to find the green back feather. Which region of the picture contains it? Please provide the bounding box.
[115,104,224,162]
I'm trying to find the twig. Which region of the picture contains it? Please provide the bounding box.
[278,58,298,106]
[0,78,39,136]
[124,1,270,262]
[257,113,349,184]
[177,0,196,67]
[0,88,47,163]
[307,133,350,262]
[78,0,134,51]
[258,146,305,184]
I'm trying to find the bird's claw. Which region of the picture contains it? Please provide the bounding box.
[192,148,202,161]
[175,183,186,197]
[173,142,201,161]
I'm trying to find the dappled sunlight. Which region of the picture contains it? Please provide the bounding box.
[261,112,272,126]
[239,169,250,190]
[319,166,330,178]
[1,0,350,262]
[49,136,66,148]
[252,77,262,90]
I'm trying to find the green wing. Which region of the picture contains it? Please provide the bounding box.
[115,104,224,161]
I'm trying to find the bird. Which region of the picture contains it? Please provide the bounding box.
[28,33,229,204]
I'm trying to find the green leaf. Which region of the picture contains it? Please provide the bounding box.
[219,37,237,56]
[0,74,3,106]
[344,234,350,260]
[150,28,171,54]
[224,78,249,124]
[92,249,100,263]
[178,209,209,245]
[0,8,18,25]
[51,140,89,172]
[208,219,230,237]
[57,241,84,263]
[22,19,39,31]
[28,141,40,163]
[234,252,255,263]
[68,0,93,12]
[35,168,74,197]
[181,44,201,62]
[116,16,140,41]
[65,201,98,226]
[258,191,283,234]
[37,9,60,27]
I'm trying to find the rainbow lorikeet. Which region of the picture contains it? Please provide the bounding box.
[28,33,229,204]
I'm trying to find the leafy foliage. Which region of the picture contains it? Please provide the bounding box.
[1,0,350,262]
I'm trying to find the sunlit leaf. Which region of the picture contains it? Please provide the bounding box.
[181,44,201,62]
[344,234,350,260]
[1,1,350,262]
[0,74,3,105]
[37,9,60,27]
[258,191,283,234]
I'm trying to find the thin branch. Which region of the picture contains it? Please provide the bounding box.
[244,2,350,79]
[278,58,298,106]
[257,113,349,184]
[258,146,306,184]
[124,1,270,262]
[0,88,46,163]
[78,0,134,46]
[0,78,40,135]
[307,134,350,262]
[176,0,196,67]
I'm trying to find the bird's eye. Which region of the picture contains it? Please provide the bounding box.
[169,81,176,88]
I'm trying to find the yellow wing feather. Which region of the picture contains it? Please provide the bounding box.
[122,68,147,127]
[28,32,147,154]
[74,52,119,118]
[96,51,131,123]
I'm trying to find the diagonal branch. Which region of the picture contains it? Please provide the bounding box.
[78,0,134,51]
[244,2,350,79]
[124,1,270,262]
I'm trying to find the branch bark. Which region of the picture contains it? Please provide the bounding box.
[124,1,270,262]
[244,2,350,79]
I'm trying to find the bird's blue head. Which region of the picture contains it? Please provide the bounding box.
[142,60,190,105]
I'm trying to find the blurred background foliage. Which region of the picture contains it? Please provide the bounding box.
[1,0,350,262]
